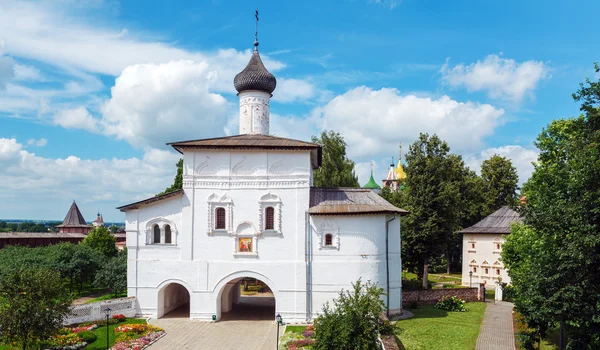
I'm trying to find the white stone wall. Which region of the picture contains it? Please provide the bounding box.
[239,91,271,135]
[127,148,403,322]
[308,215,402,316]
[461,233,511,287]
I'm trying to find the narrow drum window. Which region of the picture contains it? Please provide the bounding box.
[471,243,476,249]
[496,243,501,250]
[496,269,501,275]
[215,207,226,229]
[484,268,489,275]
[325,233,333,246]
[153,225,160,243]
[165,225,172,244]
[265,207,275,230]
[473,266,477,273]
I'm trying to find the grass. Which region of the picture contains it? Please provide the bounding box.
[485,289,495,301]
[403,271,463,286]
[538,328,560,350]
[284,325,308,333]
[84,291,127,304]
[85,318,147,350]
[395,302,486,350]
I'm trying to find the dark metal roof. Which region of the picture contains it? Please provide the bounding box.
[308,188,409,215]
[234,46,277,94]
[56,201,90,228]
[168,134,322,169]
[458,206,523,234]
[117,189,184,212]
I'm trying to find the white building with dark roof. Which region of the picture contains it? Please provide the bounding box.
[458,206,523,286]
[118,36,407,323]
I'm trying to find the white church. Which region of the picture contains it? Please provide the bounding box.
[118,37,407,323]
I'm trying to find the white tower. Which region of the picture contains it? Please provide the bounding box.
[234,40,277,135]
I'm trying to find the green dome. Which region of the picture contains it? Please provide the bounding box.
[363,173,381,190]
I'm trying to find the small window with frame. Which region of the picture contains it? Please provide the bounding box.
[325,233,333,246]
[265,207,274,230]
[215,207,226,230]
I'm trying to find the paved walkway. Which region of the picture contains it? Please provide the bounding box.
[148,297,279,350]
[476,301,516,350]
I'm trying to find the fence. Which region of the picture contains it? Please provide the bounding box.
[64,297,138,325]
[402,284,483,307]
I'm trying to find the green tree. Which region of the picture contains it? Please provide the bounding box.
[400,133,461,288]
[0,221,6,229]
[0,268,73,350]
[504,63,600,349]
[94,250,127,296]
[481,155,519,212]
[6,223,17,232]
[108,225,120,233]
[313,279,390,350]
[311,130,359,188]
[81,226,118,258]
[158,158,183,196]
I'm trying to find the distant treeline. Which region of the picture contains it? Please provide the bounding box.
[0,221,61,232]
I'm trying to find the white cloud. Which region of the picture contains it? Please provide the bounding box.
[368,0,398,10]
[0,137,180,221]
[14,64,41,81]
[53,107,99,132]
[464,145,539,185]
[306,86,504,158]
[441,54,549,102]
[26,138,48,147]
[274,78,317,103]
[0,56,15,89]
[100,60,229,149]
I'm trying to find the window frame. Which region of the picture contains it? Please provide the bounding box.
[264,206,275,231]
[207,193,233,235]
[258,193,282,235]
[215,207,226,230]
[164,225,172,244]
[318,219,340,250]
[324,233,333,246]
[145,218,178,246]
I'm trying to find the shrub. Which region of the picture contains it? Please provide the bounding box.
[514,312,538,350]
[112,314,126,322]
[402,279,424,291]
[435,296,468,312]
[501,284,515,302]
[77,331,97,343]
[408,301,419,309]
[313,279,387,350]
[442,283,453,289]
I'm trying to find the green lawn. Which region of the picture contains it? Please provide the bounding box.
[85,318,147,350]
[284,325,308,333]
[395,302,486,350]
[84,291,127,304]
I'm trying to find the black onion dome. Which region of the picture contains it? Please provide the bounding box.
[234,44,277,94]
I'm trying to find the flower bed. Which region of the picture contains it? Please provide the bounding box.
[111,323,165,350]
[279,325,314,350]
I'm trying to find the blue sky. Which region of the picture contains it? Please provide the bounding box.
[1,0,599,221]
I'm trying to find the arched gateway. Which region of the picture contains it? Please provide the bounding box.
[215,272,278,321]
[157,280,192,318]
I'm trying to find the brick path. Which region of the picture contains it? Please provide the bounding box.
[148,297,279,350]
[476,301,516,350]
[148,318,277,350]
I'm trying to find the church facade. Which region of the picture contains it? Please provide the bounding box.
[119,39,407,323]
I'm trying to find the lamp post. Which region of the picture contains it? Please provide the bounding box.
[103,307,112,350]
[275,313,282,350]
[469,271,473,287]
